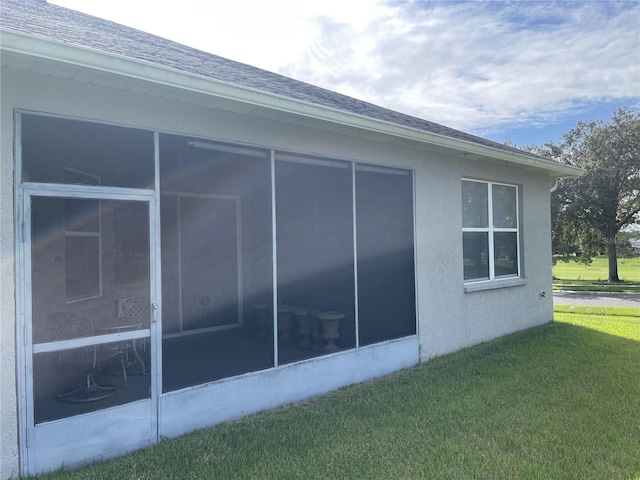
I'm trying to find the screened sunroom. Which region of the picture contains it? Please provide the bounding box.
[20,111,417,425]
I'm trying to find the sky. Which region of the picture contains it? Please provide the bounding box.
[50,0,640,147]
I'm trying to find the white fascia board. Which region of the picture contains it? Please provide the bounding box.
[1,29,584,178]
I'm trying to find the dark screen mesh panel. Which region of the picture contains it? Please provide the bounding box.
[22,114,154,189]
[355,167,416,345]
[275,157,356,364]
[159,134,274,392]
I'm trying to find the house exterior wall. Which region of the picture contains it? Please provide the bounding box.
[0,67,19,480]
[0,66,554,478]
[417,158,553,359]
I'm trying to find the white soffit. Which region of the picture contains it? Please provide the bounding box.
[1,29,584,178]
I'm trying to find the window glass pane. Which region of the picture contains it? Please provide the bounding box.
[494,232,518,277]
[356,166,415,346]
[22,114,154,189]
[492,185,517,228]
[462,181,488,228]
[275,155,355,364]
[159,134,273,392]
[463,232,489,280]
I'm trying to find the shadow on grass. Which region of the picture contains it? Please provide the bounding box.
[33,322,640,480]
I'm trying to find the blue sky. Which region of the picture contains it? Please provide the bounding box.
[51,0,639,148]
[496,99,639,146]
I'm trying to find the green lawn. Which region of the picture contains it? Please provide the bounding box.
[36,307,640,480]
[553,256,640,282]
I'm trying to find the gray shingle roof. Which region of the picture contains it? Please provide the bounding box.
[1,0,530,156]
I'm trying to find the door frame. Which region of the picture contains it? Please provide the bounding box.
[16,183,161,476]
[160,191,243,338]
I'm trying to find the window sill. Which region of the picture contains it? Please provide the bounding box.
[464,277,526,293]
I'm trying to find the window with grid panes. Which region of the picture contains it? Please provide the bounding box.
[462,179,519,282]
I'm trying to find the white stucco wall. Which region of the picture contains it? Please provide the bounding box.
[416,159,553,360]
[1,68,19,480]
[0,66,554,477]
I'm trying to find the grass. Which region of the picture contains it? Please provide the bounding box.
[34,306,640,480]
[552,280,640,292]
[553,256,640,292]
[554,305,640,339]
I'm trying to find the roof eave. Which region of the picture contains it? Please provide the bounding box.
[1,29,585,178]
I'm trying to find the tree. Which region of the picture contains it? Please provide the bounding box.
[551,108,640,282]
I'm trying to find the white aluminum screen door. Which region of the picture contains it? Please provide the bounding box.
[21,188,158,476]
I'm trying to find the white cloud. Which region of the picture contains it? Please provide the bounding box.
[51,0,640,136]
[278,1,640,134]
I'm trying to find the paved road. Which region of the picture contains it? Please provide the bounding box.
[553,291,640,308]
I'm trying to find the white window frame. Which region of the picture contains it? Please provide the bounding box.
[63,169,103,303]
[462,178,520,284]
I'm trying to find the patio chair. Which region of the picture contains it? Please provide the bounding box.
[117,295,150,375]
[118,295,150,320]
[50,312,122,403]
